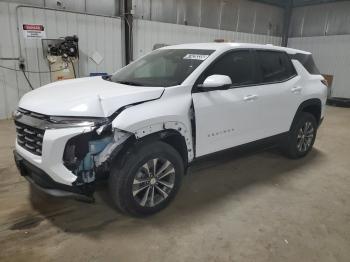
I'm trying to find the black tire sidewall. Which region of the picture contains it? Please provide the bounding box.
[109,141,184,216]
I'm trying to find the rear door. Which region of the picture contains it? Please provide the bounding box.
[254,50,301,137]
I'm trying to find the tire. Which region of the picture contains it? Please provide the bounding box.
[108,140,184,216]
[282,112,318,159]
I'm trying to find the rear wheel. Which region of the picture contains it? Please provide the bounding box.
[108,141,184,216]
[282,112,317,159]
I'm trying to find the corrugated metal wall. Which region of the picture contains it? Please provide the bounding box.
[288,35,350,99]
[0,0,120,16]
[0,2,123,119]
[133,0,284,36]
[288,1,350,99]
[289,1,350,37]
[133,19,282,59]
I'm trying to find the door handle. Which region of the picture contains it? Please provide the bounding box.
[243,94,258,101]
[291,86,302,93]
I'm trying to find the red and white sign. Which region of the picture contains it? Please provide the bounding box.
[22,24,46,39]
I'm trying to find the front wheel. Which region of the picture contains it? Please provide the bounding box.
[108,141,184,216]
[282,112,318,159]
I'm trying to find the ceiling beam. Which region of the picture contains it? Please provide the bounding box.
[251,0,347,8]
[250,0,287,8]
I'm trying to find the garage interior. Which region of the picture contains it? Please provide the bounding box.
[0,0,350,261]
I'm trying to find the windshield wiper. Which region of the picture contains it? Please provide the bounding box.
[115,80,145,86]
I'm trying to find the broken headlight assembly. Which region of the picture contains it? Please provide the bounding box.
[63,125,132,189]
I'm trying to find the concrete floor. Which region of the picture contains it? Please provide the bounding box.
[0,106,349,262]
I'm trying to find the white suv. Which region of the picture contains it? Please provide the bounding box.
[13,43,327,216]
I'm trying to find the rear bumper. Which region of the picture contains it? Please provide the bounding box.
[14,150,94,202]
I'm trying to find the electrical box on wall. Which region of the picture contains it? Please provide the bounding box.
[42,35,79,82]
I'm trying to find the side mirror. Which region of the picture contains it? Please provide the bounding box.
[199,74,232,90]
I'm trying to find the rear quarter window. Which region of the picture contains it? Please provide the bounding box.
[289,53,320,75]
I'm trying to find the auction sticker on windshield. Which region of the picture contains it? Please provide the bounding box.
[183,54,209,60]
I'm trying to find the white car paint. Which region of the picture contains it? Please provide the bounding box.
[15,126,93,185]
[19,76,165,117]
[201,74,232,88]
[15,42,327,187]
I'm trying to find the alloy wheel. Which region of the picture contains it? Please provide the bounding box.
[296,121,314,152]
[132,158,175,208]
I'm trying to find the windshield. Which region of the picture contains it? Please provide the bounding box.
[110,49,214,87]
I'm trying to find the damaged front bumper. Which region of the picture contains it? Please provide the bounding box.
[14,116,132,201]
[14,150,94,202]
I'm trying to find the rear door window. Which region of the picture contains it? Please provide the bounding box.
[256,50,297,84]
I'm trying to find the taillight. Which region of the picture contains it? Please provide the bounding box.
[321,79,328,87]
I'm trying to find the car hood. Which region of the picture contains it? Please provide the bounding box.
[18,77,165,117]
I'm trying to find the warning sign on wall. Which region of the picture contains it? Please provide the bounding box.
[22,24,46,39]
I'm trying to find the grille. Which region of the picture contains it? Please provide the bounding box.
[15,120,45,156]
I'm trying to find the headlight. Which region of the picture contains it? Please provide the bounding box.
[47,116,109,129]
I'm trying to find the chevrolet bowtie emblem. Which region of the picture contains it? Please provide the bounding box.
[13,110,22,119]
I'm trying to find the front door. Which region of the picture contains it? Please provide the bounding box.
[192,50,263,157]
